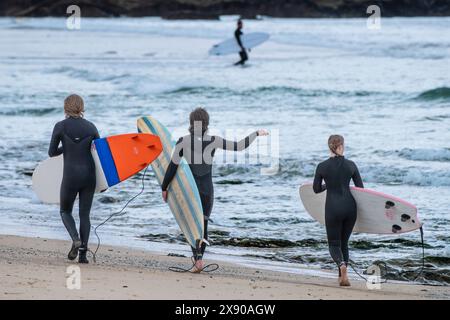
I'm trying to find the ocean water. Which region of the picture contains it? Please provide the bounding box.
[0,17,449,285]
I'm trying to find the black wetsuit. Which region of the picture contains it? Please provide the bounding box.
[313,156,364,268]
[161,132,259,259]
[234,28,248,65]
[48,117,100,250]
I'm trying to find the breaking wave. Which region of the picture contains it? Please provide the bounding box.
[164,86,383,98]
[398,148,450,162]
[0,107,58,116]
[416,87,450,101]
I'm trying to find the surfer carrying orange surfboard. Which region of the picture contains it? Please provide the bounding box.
[161,107,268,272]
[45,95,163,264]
[312,135,364,287]
[48,94,100,264]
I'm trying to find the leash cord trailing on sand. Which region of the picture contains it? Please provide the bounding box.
[348,261,388,284]
[91,166,150,263]
[169,256,219,273]
[349,226,425,284]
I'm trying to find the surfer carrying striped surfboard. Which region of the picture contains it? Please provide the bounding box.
[161,108,268,272]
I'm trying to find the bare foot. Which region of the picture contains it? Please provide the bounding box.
[191,260,204,273]
[339,265,351,287]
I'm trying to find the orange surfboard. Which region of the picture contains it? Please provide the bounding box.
[93,133,163,187]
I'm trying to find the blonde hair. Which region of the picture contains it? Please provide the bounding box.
[64,94,84,118]
[328,135,344,155]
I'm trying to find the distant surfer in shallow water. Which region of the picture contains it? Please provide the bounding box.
[313,135,364,286]
[234,19,248,66]
[161,107,268,272]
[48,94,99,264]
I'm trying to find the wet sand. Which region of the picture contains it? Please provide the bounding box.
[0,235,448,300]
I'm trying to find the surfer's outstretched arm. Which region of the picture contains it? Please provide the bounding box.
[217,130,267,152]
[161,138,184,192]
[313,165,326,193]
[351,162,364,188]
[48,122,63,157]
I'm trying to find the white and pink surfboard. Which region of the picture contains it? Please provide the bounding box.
[299,183,422,234]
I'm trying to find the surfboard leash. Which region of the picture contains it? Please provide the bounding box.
[412,226,425,282]
[91,165,150,263]
[168,256,219,273]
[347,260,388,284]
[349,226,426,284]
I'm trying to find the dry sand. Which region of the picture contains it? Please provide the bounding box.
[0,234,448,300]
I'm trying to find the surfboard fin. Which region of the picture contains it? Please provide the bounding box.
[385,201,395,209]
[195,238,211,248]
[200,239,210,247]
[401,214,411,222]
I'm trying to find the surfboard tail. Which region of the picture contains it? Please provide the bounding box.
[93,133,162,188]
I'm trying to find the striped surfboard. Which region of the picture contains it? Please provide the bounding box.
[137,116,204,248]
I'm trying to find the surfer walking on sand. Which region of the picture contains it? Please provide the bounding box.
[312,135,364,286]
[48,94,99,264]
[161,107,268,272]
[234,19,248,65]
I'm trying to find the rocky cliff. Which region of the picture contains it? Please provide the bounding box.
[1,0,449,18]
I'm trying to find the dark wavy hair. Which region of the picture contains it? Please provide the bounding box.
[189,107,209,135]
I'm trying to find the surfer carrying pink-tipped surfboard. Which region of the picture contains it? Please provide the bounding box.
[311,135,364,287]
[160,107,269,272]
[299,134,422,286]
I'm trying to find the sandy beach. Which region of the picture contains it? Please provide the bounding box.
[0,234,448,300]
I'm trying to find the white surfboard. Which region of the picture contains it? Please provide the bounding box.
[209,32,269,56]
[32,146,108,204]
[299,183,422,234]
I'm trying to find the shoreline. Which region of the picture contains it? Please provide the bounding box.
[1,234,448,300]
